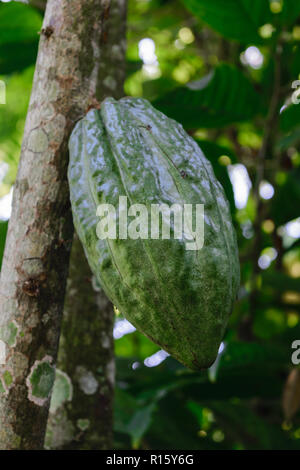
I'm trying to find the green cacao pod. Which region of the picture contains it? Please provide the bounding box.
[68,97,240,370]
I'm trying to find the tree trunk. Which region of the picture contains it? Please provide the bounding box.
[45,237,115,449]
[0,0,127,450]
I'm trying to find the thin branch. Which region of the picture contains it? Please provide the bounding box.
[253,43,283,200]
[240,41,283,338]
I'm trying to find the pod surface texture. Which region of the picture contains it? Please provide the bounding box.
[68,97,240,370]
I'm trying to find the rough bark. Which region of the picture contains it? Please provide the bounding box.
[0,0,127,450]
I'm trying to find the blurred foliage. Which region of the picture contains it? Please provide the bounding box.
[182,0,272,44]
[0,2,41,74]
[0,1,39,191]
[153,63,262,128]
[0,0,300,451]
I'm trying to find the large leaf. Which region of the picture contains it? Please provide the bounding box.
[153,64,262,129]
[114,388,139,436]
[146,395,215,450]
[114,388,156,447]
[116,341,288,404]
[126,59,143,78]
[280,103,300,133]
[262,271,300,294]
[181,0,271,44]
[277,128,300,152]
[0,2,42,44]
[195,140,236,213]
[209,401,298,450]
[280,0,300,25]
[271,168,300,226]
[126,403,156,446]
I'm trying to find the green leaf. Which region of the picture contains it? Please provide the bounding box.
[143,77,178,102]
[114,388,156,446]
[114,388,140,435]
[116,341,288,404]
[126,59,143,78]
[0,2,42,45]
[0,40,39,75]
[280,103,300,133]
[127,403,156,446]
[280,0,300,25]
[153,64,262,129]
[209,401,298,449]
[262,271,300,294]
[276,128,300,151]
[271,168,300,226]
[0,3,42,74]
[181,0,271,44]
[195,140,236,212]
[253,308,287,340]
[146,395,212,450]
